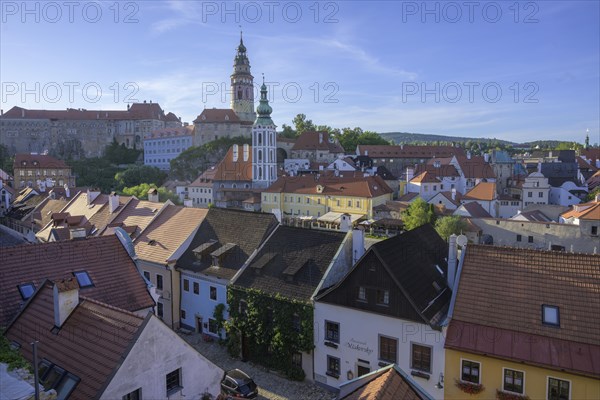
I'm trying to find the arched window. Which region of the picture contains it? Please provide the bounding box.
[258,133,262,145]
[258,167,263,180]
[258,150,262,161]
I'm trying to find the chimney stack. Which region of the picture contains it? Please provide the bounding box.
[406,167,414,183]
[108,192,120,213]
[147,188,159,203]
[53,278,79,328]
[352,228,365,264]
[451,188,456,201]
[447,234,458,288]
[319,132,323,144]
[340,213,352,232]
[595,193,600,203]
[64,184,70,198]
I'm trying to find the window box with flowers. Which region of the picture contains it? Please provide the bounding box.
[496,389,530,400]
[455,379,485,395]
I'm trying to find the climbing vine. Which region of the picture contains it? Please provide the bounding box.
[227,286,313,380]
[213,303,226,341]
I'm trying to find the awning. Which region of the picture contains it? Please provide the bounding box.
[317,212,365,224]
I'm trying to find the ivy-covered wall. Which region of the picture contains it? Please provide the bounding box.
[227,286,313,380]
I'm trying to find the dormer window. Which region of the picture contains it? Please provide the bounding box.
[542,305,560,326]
[73,271,93,288]
[18,283,36,300]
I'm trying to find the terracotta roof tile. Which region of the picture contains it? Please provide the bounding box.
[463,182,497,201]
[340,366,428,400]
[265,174,392,198]
[457,202,492,218]
[193,108,241,124]
[134,205,208,264]
[560,200,600,221]
[212,145,253,182]
[2,103,167,121]
[448,244,600,377]
[102,198,166,238]
[144,125,193,139]
[5,281,146,399]
[14,154,69,169]
[410,171,440,183]
[292,131,344,153]
[357,145,465,159]
[0,235,154,326]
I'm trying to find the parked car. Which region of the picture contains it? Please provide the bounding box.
[220,369,258,399]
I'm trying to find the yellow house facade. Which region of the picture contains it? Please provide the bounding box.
[444,348,600,400]
[261,174,393,219]
[445,245,600,400]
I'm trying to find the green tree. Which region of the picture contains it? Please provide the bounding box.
[586,187,600,202]
[434,215,468,241]
[292,113,315,135]
[401,198,435,230]
[121,183,180,204]
[0,144,14,174]
[104,138,142,164]
[114,165,167,191]
[70,158,121,193]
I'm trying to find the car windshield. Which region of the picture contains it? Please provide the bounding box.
[238,381,257,395]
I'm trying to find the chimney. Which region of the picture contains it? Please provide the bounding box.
[148,188,159,203]
[340,213,352,232]
[86,189,100,205]
[537,162,542,173]
[447,234,458,288]
[406,167,414,183]
[451,187,456,201]
[596,159,600,169]
[365,150,368,156]
[319,132,323,144]
[466,151,471,160]
[64,184,70,198]
[53,278,79,328]
[595,193,600,203]
[484,153,490,163]
[352,228,365,264]
[21,109,25,118]
[108,192,120,213]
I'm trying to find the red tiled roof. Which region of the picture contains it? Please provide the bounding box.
[0,235,154,326]
[560,200,600,221]
[14,154,69,169]
[340,366,428,400]
[458,202,492,218]
[5,281,146,399]
[1,103,167,121]
[212,145,253,182]
[193,108,241,123]
[291,131,344,153]
[164,111,181,122]
[463,182,497,201]
[410,171,440,183]
[144,125,193,139]
[357,144,465,159]
[264,174,393,198]
[455,155,496,179]
[448,244,600,378]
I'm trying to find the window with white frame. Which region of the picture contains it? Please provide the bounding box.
[461,359,480,384]
[548,377,570,400]
[503,368,524,394]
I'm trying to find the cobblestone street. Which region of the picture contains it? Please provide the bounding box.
[180,332,336,400]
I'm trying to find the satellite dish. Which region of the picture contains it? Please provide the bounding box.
[456,235,468,247]
[114,227,136,258]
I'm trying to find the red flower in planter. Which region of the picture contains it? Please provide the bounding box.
[455,379,485,395]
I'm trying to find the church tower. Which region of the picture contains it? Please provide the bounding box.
[252,77,277,188]
[230,32,256,124]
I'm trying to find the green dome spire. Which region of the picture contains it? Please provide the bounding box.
[255,74,274,126]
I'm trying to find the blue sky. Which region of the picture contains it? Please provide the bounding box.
[1,0,598,144]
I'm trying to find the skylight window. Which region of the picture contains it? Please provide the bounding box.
[18,283,36,300]
[73,271,93,288]
[542,305,560,326]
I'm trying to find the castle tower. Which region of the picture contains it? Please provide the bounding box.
[252,77,277,188]
[230,32,256,124]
